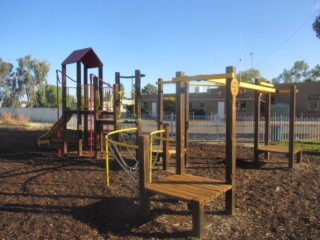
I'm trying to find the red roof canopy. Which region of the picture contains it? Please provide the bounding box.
[62,48,103,68]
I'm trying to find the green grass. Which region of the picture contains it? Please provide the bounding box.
[277,140,320,154]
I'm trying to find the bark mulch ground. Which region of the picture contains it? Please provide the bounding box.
[0,123,319,239]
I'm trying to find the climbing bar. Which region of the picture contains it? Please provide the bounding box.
[120,74,146,78]
[207,79,227,85]
[277,89,299,94]
[173,73,235,82]
[157,73,235,84]
[239,82,276,93]
[260,81,274,88]
[189,83,223,87]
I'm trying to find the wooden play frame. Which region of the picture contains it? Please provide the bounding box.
[139,67,237,238]
[138,66,301,238]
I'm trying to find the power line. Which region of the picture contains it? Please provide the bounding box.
[256,12,318,67]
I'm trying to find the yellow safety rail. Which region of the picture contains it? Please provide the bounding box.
[149,129,176,183]
[105,127,139,187]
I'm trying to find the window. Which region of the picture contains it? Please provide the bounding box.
[189,102,193,110]
[308,95,318,111]
[199,102,206,112]
[236,100,246,111]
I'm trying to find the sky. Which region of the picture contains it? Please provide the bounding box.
[1,0,320,93]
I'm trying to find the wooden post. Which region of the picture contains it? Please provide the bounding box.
[114,72,121,132]
[289,85,296,168]
[138,135,151,216]
[135,70,141,119]
[77,61,83,156]
[93,76,99,158]
[157,78,164,131]
[62,64,68,154]
[176,71,186,175]
[113,83,120,143]
[264,92,271,160]
[185,82,189,167]
[163,123,170,171]
[99,66,104,155]
[83,66,88,149]
[225,66,236,215]
[254,79,261,162]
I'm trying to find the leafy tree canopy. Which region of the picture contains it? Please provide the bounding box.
[142,83,157,95]
[0,55,50,107]
[0,58,14,102]
[163,96,176,113]
[313,14,320,39]
[272,60,320,83]
[15,55,50,107]
[236,68,267,83]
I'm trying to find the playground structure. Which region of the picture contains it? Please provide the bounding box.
[136,67,301,237]
[37,48,143,158]
[36,48,301,238]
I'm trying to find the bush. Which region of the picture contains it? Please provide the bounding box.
[1,113,13,123]
[17,114,30,126]
[0,113,30,125]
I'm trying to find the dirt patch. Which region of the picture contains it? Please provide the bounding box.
[0,124,319,239]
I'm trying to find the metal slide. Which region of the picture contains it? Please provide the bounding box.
[37,112,73,146]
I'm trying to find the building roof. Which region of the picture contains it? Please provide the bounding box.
[61,48,103,68]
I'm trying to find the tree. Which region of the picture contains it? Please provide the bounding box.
[163,97,176,113]
[0,58,13,103]
[305,64,320,82]
[142,83,157,95]
[236,68,267,83]
[34,84,62,107]
[15,55,50,107]
[272,60,309,83]
[313,15,320,39]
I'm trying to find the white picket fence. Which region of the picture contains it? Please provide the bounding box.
[1,108,319,143]
[143,114,320,144]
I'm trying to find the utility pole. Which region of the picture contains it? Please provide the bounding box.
[250,51,254,80]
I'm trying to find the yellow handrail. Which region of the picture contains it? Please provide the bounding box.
[149,129,175,183]
[149,129,165,182]
[105,127,138,187]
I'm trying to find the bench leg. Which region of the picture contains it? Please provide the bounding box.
[225,189,235,215]
[297,151,302,163]
[192,200,204,238]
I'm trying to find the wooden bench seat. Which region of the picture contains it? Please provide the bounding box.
[145,174,232,203]
[139,135,234,238]
[142,173,232,238]
[257,145,302,163]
